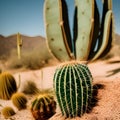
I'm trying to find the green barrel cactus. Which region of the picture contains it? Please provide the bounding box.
[0,72,17,100]
[44,0,114,61]
[31,92,56,120]
[11,92,27,110]
[53,61,93,118]
[2,106,16,118]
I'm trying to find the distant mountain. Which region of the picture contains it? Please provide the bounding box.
[114,33,120,45]
[0,33,120,59]
[0,34,49,58]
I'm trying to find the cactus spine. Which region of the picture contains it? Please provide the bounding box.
[0,72,17,100]
[11,92,27,110]
[53,61,93,117]
[44,0,114,61]
[31,91,56,120]
[2,106,16,118]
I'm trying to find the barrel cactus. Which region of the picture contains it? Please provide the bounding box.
[31,91,56,120]
[11,92,27,110]
[44,0,114,61]
[0,72,17,100]
[53,61,93,118]
[1,106,16,118]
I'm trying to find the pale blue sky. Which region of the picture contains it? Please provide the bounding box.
[0,0,120,37]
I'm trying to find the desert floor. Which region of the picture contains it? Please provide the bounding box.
[0,56,120,120]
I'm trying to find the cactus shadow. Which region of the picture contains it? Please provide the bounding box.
[87,83,105,113]
[106,68,120,77]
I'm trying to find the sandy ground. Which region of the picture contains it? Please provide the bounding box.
[0,57,120,120]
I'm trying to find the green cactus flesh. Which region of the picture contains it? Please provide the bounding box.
[91,10,113,61]
[44,0,73,61]
[91,0,113,61]
[74,0,94,60]
[53,61,93,117]
[0,72,17,100]
[44,0,114,62]
[88,0,100,60]
[31,94,56,120]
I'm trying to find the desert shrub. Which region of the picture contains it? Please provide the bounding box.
[22,80,40,95]
[8,48,52,69]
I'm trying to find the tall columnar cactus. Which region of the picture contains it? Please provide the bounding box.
[11,92,27,110]
[31,92,56,120]
[17,32,22,59]
[53,61,93,117]
[44,0,114,61]
[0,72,17,100]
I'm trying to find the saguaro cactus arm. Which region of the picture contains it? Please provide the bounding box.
[44,0,114,62]
[74,0,94,60]
[44,0,73,61]
[91,10,113,61]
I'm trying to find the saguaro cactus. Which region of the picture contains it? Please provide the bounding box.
[44,0,114,61]
[53,61,93,117]
[17,32,22,59]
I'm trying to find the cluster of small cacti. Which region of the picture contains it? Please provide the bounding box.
[0,72,17,100]
[31,90,56,120]
[53,61,93,117]
[44,0,114,62]
[1,106,16,118]
[11,92,27,110]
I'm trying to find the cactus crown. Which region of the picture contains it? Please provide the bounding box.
[2,106,16,118]
[53,61,93,117]
[31,90,56,120]
[44,0,114,61]
[0,72,17,100]
[11,92,27,110]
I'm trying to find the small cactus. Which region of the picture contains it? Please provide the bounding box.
[53,61,93,118]
[11,92,27,110]
[1,106,16,118]
[31,90,56,120]
[0,72,17,100]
